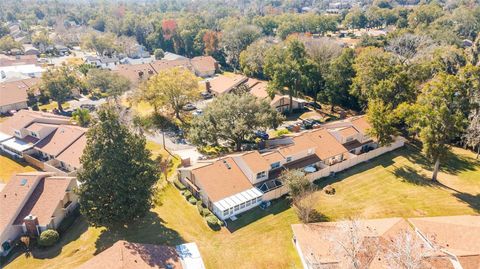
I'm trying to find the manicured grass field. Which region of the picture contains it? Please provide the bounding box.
[38,101,71,112]
[0,154,37,183]
[4,144,480,269]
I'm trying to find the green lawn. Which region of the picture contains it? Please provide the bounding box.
[0,154,37,183]
[38,102,71,112]
[4,144,480,269]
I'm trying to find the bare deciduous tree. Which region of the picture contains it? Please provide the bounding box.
[387,34,433,65]
[385,229,434,269]
[330,219,378,269]
[281,169,317,223]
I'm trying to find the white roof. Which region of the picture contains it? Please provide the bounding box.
[176,242,206,269]
[0,131,12,142]
[214,187,263,211]
[1,137,34,152]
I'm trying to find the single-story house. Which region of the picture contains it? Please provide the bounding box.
[292,216,480,269]
[126,44,150,59]
[205,74,248,96]
[77,240,206,269]
[0,172,78,256]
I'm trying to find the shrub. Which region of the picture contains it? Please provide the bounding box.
[196,202,205,215]
[323,185,336,195]
[183,190,192,199]
[188,196,197,204]
[38,230,59,247]
[173,179,186,190]
[275,129,290,137]
[206,214,221,228]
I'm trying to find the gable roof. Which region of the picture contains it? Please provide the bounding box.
[55,134,87,168]
[0,110,70,137]
[208,74,248,95]
[249,81,269,99]
[238,151,270,173]
[190,56,217,73]
[0,81,29,107]
[34,125,86,157]
[193,157,253,202]
[338,126,359,138]
[350,116,370,135]
[0,172,54,235]
[77,240,183,269]
[13,176,75,226]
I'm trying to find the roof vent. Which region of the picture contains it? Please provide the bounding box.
[20,178,27,186]
[223,160,231,169]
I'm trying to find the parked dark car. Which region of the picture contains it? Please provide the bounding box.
[254,130,269,140]
[182,103,196,111]
[201,92,213,99]
[80,104,96,111]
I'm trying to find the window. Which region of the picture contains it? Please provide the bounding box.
[234,205,239,211]
[271,162,280,169]
[256,197,262,203]
[240,203,245,209]
[246,200,251,206]
[286,156,292,162]
[256,171,266,179]
[31,132,37,138]
[223,210,229,216]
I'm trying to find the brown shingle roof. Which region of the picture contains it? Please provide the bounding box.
[0,81,28,107]
[208,74,247,95]
[0,172,54,234]
[338,126,359,138]
[56,134,87,168]
[238,151,270,173]
[262,151,285,165]
[13,176,75,226]
[350,116,371,135]
[34,125,86,157]
[0,110,70,137]
[193,157,253,202]
[292,218,446,269]
[190,56,217,73]
[249,81,269,99]
[77,240,183,269]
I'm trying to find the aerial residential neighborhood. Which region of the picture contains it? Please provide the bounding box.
[0,0,480,269]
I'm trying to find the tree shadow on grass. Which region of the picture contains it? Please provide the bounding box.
[225,197,291,233]
[392,166,435,186]
[453,192,480,213]
[403,143,478,176]
[94,211,184,255]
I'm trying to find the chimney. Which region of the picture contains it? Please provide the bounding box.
[23,215,40,237]
[205,81,211,93]
[138,71,144,78]
[214,62,219,72]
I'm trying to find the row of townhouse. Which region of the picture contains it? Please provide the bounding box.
[0,110,87,176]
[178,116,405,221]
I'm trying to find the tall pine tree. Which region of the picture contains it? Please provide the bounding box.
[77,105,159,227]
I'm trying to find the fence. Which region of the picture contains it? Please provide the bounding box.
[262,185,289,201]
[306,137,406,182]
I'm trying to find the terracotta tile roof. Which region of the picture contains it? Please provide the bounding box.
[0,110,70,137]
[238,151,270,173]
[192,157,253,202]
[190,56,217,73]
[56,134,87,168]
[13,176,75,225]
[350,116,371,135]
[208,74,247,95]
[34,125,86,157]
[0,81,28,107]
[0,172,54,234]
[78,240,183,269]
